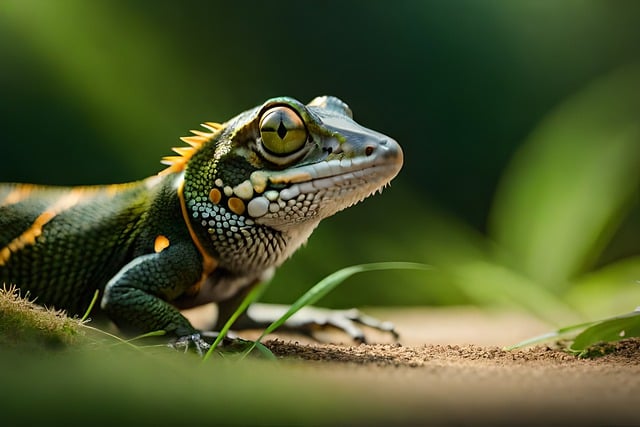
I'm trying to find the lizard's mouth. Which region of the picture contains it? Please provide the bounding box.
[245,137,403,223]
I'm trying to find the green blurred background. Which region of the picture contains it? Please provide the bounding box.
[2,0,640,322]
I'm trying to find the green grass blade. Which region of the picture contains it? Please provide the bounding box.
[241,262,432,357]
[83,325,165,342]
[80,289,100,323]
[202,279,271,362]
[128,330,167,341]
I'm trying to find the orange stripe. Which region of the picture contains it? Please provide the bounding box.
[177,181,218,291]
[0,189,83,266]
[1,185,36,207]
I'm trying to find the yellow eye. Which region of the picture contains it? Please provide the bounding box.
[259,106,307,155]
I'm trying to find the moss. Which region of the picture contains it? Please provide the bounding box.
[0,285,83,349]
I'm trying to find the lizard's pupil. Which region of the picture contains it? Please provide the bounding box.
[277,121,288,140]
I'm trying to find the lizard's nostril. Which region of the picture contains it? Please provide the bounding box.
[365,146,374,156]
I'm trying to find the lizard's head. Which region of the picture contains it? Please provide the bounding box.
[168,96,403,271]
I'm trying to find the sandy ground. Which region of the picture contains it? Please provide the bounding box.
[186,305,640,425]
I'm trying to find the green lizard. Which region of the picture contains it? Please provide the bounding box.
[0,96,403,351]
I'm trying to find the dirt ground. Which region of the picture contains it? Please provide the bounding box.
[186,306,640,425]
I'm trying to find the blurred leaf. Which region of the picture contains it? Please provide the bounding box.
[0,0,234,173]
[448,260,578,323]
[0,346,381,426]
[490,65,640,288]
[570,310,640,352]
[410,206,579,321]
[565,256,640,317]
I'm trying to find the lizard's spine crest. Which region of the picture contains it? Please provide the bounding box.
[159,122,223,176]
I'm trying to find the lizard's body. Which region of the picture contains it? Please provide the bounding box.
[0,96,403,348]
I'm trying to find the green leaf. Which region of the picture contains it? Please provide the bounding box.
[506,320,598,350]
[253,342,277,360]
[507,309,640,353]
[570,310,640,352]
[490,65,640,288]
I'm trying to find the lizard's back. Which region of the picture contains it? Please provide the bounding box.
[0,182,151,313]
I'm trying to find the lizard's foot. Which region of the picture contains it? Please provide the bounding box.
[246,303,399,343]
[171,332,211,355]
[171,331,252,356]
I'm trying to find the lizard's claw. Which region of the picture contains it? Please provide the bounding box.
[171,333,211,356]
[293,307,398,343]
[340,308,399,341]
[171,331,253,356]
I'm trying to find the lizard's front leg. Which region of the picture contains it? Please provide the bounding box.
[100,242,208,351]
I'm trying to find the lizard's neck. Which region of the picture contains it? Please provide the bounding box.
[180,171,295,274]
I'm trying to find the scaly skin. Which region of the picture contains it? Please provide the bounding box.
[0,96,403,347]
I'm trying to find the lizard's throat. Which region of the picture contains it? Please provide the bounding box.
[181,181,295,273]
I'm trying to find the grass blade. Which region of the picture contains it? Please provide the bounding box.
[202,279,270,362]
[79,289,100,323]
[242,262,432,357]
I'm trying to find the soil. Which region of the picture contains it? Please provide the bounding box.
[186,305,640,367]
[188,306,640,425]
[257,307,640,367]
[264,338,640,367]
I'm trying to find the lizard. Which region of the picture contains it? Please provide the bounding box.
[0,95,403,351]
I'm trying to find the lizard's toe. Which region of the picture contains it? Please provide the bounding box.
[282,306,398,343]
[171,333,211,355]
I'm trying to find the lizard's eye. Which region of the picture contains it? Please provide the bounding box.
[259,106,308,156]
